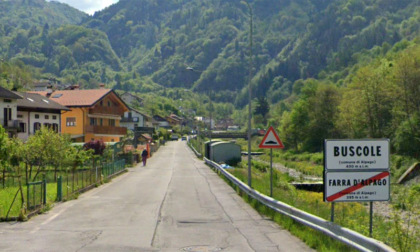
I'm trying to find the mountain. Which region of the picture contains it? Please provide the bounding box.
[0,0,121,88]
[84,0,420,105]
[0,0,419,106]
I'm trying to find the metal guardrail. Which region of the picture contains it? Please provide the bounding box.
[204,158,395,252]
[188,141,203,158]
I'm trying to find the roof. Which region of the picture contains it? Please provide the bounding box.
[15,92,70,111]
[128,106,151,118]
[153,115,168,122]
[0,86,22,99]
[169,114,183,120]
[31,89,114,107]
[121,92,143,100]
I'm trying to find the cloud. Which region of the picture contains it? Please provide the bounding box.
[48,0,119,15]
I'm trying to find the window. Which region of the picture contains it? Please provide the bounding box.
[99,118,103,126]
[109,119,115,126]
[100,101,103,106]
[35,114,39,119]
[52,94,63,98]
[17,114,23,119]
[4,99,11,103]
[18,122,26,133]
[45,115,49,120]
[52,115,57,120]
[108,101,111,107]
[34,122,41,133]
[44,123,51,129]
[90,118,97,126]
[66,117,76,127]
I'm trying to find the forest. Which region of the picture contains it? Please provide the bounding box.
[0,0,420,156]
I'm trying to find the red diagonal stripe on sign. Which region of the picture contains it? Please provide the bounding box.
[326,171,389,202]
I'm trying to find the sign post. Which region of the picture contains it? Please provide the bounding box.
[324,139,390,237]
[259,126,284,197]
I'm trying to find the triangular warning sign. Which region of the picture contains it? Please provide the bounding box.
[259,126,284,149]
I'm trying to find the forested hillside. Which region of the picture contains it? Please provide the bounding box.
[0,0,420,156]
[1,0,419,104]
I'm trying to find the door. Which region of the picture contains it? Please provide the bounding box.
[3,108,10,127]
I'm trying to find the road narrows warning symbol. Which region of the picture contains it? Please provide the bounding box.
[259,126,284,149]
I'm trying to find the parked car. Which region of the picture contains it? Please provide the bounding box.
[171,134,179,141]
[181,136,187,141]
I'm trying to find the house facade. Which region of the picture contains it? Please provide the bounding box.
[120,108,153,131]
[16,92,70,141]
[0,86,22,137]
[35,89,129,143]
[153,115,170,128]
[166,114,183,127]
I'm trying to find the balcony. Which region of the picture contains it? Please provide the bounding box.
[4,120,20,130]
[89,106,125,116]
[86,125,127,136]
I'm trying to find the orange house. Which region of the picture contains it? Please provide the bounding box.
[35,89,129,143]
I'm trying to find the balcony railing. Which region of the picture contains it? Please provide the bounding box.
[89,106,125,116]
[120,117,140,123]
[85,125,127,135]
[4,120,20,130]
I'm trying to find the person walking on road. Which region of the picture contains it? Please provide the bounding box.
[141,149,148,166]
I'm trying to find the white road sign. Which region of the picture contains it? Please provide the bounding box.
[324,139,389,170]
[324,171,390,202]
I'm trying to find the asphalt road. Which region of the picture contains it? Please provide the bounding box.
[0,141,313,252]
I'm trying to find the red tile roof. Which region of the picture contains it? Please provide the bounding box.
[31,89,113,107]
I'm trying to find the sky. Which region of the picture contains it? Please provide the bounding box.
[47,0,119,15]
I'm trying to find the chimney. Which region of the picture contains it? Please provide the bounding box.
[71,84,79,90]
[99,83,105,89]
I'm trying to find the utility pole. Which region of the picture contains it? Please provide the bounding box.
[243,0,253,188]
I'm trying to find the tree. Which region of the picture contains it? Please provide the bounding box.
[254,96,269,125]
[338,63,395,138]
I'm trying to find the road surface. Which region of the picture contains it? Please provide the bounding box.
[0,141,313,252]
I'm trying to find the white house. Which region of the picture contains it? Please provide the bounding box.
[15,92,70,141]
[0,86,22,137]
[153,115,171,129]
[121,108,145,131]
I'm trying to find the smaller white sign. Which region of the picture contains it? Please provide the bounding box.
[325,139,389,170]
[325,171,390,202]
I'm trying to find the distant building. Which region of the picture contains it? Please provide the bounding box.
[120,107,152,130]
[120,92,144,107]
[227,125,240,131]
[153,115,170,128]
[32,80,53,92]
[0,86,22,137]
[166,113,183,127]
